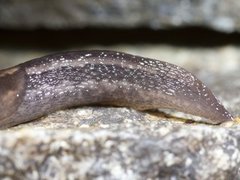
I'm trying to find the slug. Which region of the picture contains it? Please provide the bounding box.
[0,50,233,128]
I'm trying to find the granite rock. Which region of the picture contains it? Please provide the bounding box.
[0,0,240,32]
[0,123,240,179]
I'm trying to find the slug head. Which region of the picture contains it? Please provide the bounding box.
[174,76,233,124]
[0,67,25,121]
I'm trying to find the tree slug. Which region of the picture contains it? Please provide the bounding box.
[0,50,233,128]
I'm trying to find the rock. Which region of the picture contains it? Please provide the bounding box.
[0,0,240,32]
[0,122,240,179]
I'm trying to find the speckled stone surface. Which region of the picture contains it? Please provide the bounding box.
[0,46,240,179]
[1,124,240,179]
[0,0,240,32]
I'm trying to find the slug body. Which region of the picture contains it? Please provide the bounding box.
[0,50,233,128]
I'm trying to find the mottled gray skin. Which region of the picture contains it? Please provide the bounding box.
[0,50,233,128]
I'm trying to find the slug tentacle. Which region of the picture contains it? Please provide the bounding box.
[0,50,233,128]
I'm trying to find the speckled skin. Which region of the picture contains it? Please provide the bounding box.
[0,50,233,128]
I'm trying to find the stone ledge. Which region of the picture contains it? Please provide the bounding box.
[0,0,240,32]
[0,123,240,179]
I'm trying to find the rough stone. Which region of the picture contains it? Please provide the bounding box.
[0,123,240,179]
[0,0,240,32]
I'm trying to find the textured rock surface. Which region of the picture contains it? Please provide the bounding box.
[0,124,240,179]
[0,0,240,32]
[0,45,240,179]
